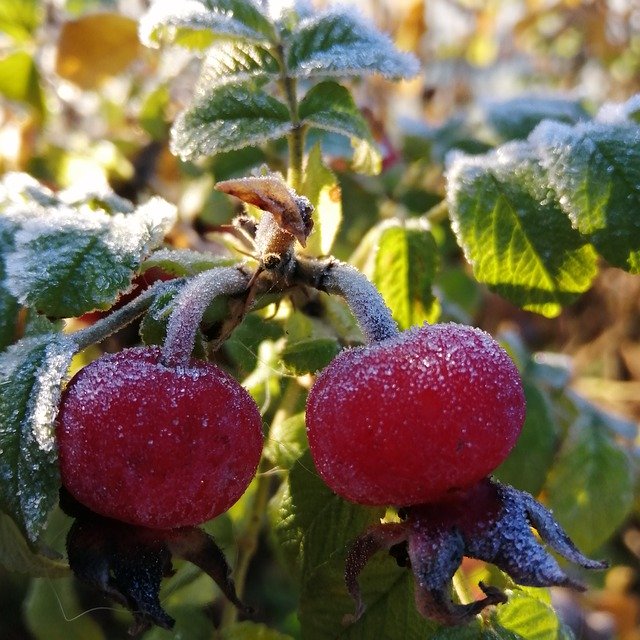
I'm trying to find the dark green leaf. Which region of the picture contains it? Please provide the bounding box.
[287,9,418,79]
[281,337,340,375]
[494,382,558,496]
[139,0,275,49]
[171,85,291,161]
[373,222,440,330]
[0,50,44,113]
[142,605,214,640]
[5,197,176,317]
[447,142,598,317]
[0,511,69,576]
[0,335,76,542]
[142,248,238,277]
[546,415,634,552]
[531,120,640,273]
[219,621,294,640]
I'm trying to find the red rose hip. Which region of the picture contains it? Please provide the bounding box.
[57,346,263,529]
[306,323,525,506]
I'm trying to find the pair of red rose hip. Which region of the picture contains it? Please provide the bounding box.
[58,323,522,528]
[58,321,603,625]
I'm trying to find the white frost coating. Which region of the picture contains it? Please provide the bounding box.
[162,266,249,367]
[290,7,420,79]
[596,94,640,124]
[139,0,269,48]
[323,262,398,343]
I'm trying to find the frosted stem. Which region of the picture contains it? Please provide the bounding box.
[297,259,399,343]
[161,267,249,368]
[72,281,179,352]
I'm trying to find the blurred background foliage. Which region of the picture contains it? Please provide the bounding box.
[1,0,639,639]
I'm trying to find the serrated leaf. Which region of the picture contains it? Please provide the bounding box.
[219,621,294,640]
[139,0,275,49]
[197,41,280,89]
[546,415,634,553]
[373,222,440,330]
[531,120,640,273]
[55,13,141,89]
[447,142,599,318]
[142,248,238,277]
[0,0,43,43]
[299,81,380,172]
[0,335,76,541]
[5,196,176,317]
[302,144,342,255]
[171,85,291,161]
[0,50,44,113]
[493,589,560,640]
[494,382,558,496]
[287,8,419,79]
[0,511,69,576]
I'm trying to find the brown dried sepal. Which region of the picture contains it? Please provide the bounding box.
[344,477,607,627]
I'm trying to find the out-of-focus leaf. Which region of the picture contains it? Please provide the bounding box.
[142,605,214,640]
[302,144,342,256]
[0,511,69,577]
[546,415,634,553]
[220,621,294,640]
[171,85,291,161]
[447,142,598,317]
[0,0,43,43]
[139,85,170,141]
[55,13,141,89]
[0,335,75,542]
[373,221,440,330]
[25,577,105,640]
[494,382,558,496]
[139,0,275,50]
[531,120,640,273]
[287,8,419,79]
[0,50,44,113]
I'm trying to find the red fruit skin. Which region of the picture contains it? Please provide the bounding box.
[306,323,525,507]
[57,347,263,529]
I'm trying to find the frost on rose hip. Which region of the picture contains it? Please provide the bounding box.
[305,322,606,625]
[56,346,263,529]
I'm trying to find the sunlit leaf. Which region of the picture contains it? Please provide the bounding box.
[492,589,561,640]
[55,13,141,89]
[0,50,44,113]
[0,0,43,43]
[171,85,291,161]
[531,120,640,273]
[447,142,598,317]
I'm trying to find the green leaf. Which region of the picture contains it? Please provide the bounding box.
[220,621,295,640]
[0,335,76,542]
[139,84,170,140]
[492,589,561,640]
[494,382,558,496]
[25,578,105,640]
[447,142,599,317]
[171,85,291,161]
[302,144,342,256]
[142,248,238,277]
[142,605,214,640]
[139,0,275,49]
[0,511,69,576]
[0,50,44,113]
[287,8,418,79]
[546,414,635,553]
[5,196,176,317]
[197,41,280,89]
[531,120,640,273]
[265,412,307,470]
[281,337,340,375]
[373,222,440,330]
[0,0,43,43]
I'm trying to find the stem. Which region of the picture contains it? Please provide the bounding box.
[162,267,249,368]
[71,280,179,351]
[296,258,399,343]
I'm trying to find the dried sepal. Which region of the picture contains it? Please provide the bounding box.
[343,477,606,627]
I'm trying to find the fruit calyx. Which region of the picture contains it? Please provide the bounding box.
[345,477,607,626]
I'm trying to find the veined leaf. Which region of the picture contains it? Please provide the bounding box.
[0,335,76,542]
[545,414,634,553]
[5,196,176,317]
[196,41,280,90]
[171,85,291,160]
[373,221,440,330]
[492,589,561,640]
[447,142,598,318]
[287,8,419,79]
[139,0,275,49]
[302,144,342,256]
[531,120,640,273]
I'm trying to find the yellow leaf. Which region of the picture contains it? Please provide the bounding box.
[55,13,140,89]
